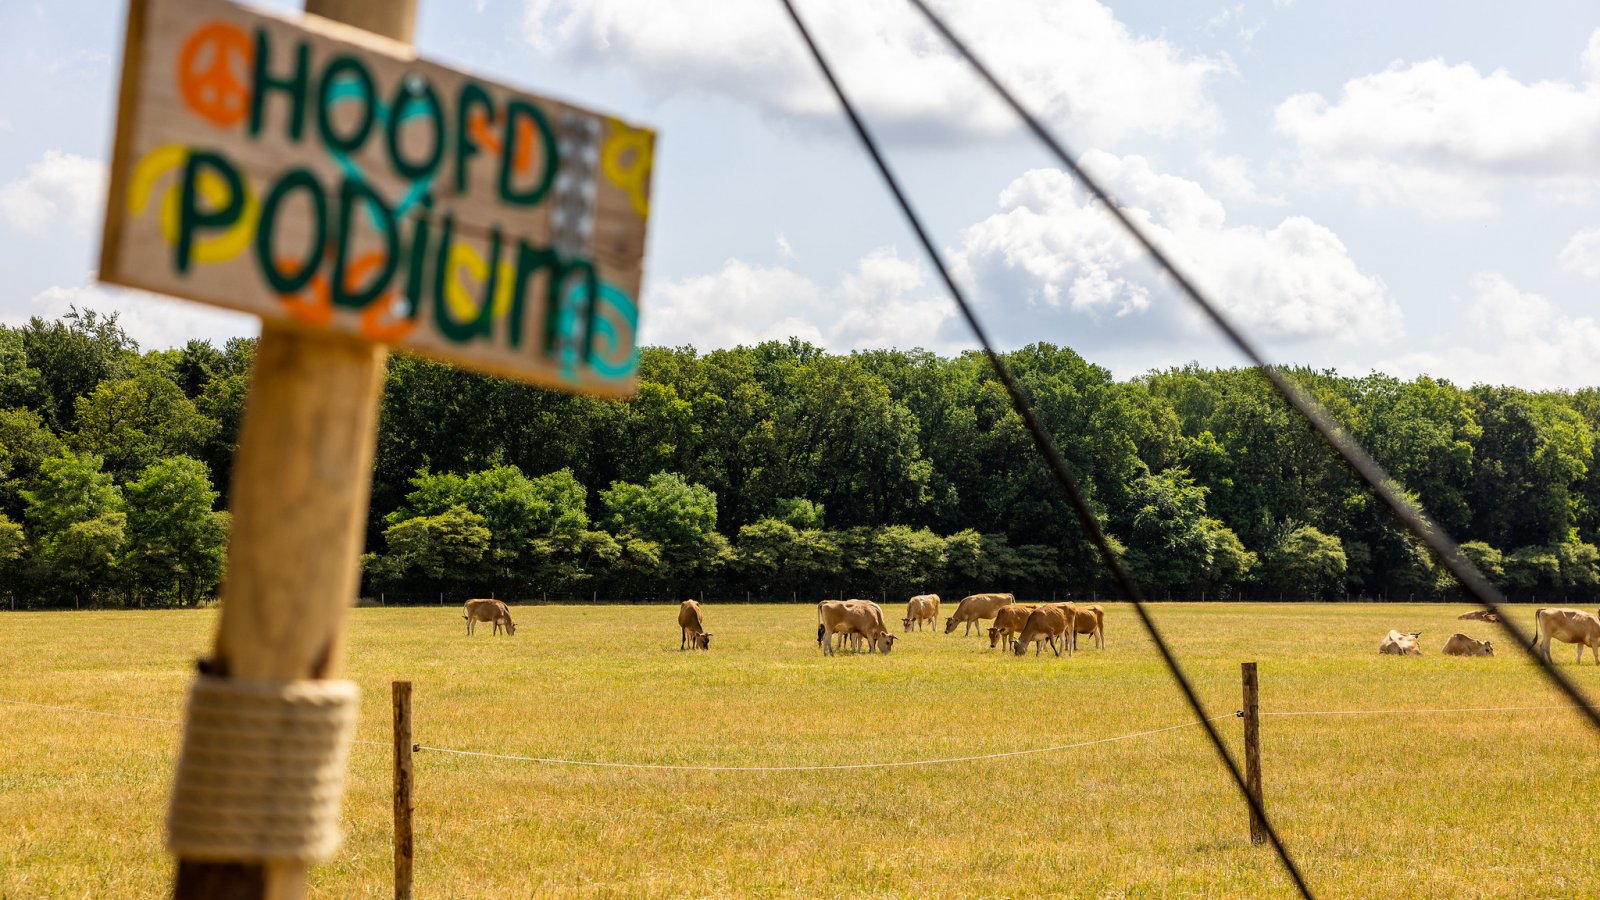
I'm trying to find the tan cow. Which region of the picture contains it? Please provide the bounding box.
[987,604,1034,650]
[1442,633,1494,656]
[1532,608,1600,664]
[1379,630,1421,655]
[1012,605,1068,656]
[1457,609,1501,623]
[902,594,941,632]
[463,599,515,636]
[678,599,711,650]
[945,592,1016,636]
[818,599,896,655]
[1053,603,1104,653]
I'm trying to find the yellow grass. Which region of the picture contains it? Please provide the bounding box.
[0,602,1594,898]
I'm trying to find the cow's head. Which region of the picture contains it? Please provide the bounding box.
[697,632,712,650]
[1012,637,1027,656]
[503,618,516,636]
[1480,640,1493,656]
[874,632,897,654]
[943,617,959,635]
[988,627,1002,649]
[902,616,914,632]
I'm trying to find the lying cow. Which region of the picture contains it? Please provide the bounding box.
[1456,609,1501,623]
[1013,605,1068,656]
[1532,607,1600,665]
[1379,630,1421,656]
[987,604,1034,650]
[1442,633,1493,656]
[945,592,1016,636]
[902,594,940,632]
[678,599,712,650]
[818,600,896,655]
[463,599,515,636]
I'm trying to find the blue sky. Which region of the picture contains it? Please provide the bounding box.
[3,0,1599,388]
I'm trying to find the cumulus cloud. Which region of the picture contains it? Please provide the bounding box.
[9,279,259,350]
[1274,29,1600,216]
[640,248,958,352]
[1559,228,1600,279]
[0,151,106,233]
[1199,152,1284,206]
[951,154,1401,344]
[1380,274,1600,389]
[522,0,1227,145]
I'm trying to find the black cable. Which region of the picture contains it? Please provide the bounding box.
[900,0,1600,738]
[775,2,1314,896]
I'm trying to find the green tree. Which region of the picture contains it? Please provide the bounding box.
[774,497,825,530]
[124,456,229,606]
[21,451,125,607]
[865,525,947,598]
[1124,468,1215,594]
[602,473,725,584]
[1262,525,1347,599]
[18,308,137,429]
[70,373,217,479]
[366,505,492,596]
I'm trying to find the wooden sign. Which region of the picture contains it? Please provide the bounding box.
[100,0,654,396]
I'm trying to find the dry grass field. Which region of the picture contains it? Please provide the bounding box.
[0,601,1595,898]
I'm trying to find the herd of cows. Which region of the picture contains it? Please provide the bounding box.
[463,594,1600,665]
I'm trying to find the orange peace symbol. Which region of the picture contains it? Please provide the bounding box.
[178,22,253,128]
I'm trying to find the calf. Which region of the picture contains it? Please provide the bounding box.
[678,599,712,651]
[1531,608,1600,664]
[1442,633,1494,656]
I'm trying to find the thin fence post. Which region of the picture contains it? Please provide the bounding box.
[1241,661,1265,845]
[393,681,414,900]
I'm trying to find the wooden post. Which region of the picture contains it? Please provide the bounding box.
[392,681,414,900]
[170,3,415,897]
[1241,661,1266,846]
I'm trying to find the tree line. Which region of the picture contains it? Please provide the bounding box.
[4,309,1600,608]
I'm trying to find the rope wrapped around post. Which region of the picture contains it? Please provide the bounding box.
[166,675,360,863]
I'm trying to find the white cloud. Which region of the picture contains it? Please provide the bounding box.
[1559,228,1600,279]
[1380,273,1600,389]
[522,0,1227,145]
[775,231,794,260]
[12,279,259,350]
[951,155,1400,343]
[0,150,106,233]
[1274,30,1600,217]
[640,248,957,352]
[1199,152,1284,205]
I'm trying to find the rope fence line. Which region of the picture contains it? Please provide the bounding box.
[2,695,1584,770]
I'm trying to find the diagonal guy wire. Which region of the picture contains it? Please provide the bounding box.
[775,1,1314,896]
[900,0,1600,739]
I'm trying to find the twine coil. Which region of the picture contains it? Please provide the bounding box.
[167,675,359,863]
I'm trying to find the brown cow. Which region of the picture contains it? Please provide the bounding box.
[1532,608,1600,664]
[945,593,1016,636]
[1052,603,1104,653]
[902,594,941,632]
[818,600,896,655]
[1379,630,1421,655]
[1442,633,1494,656]
[678,599,712,650]
[463,599,515,636]
[1456,609,1501,623]
[987,604,1034,650]
[1013,605,1068,656]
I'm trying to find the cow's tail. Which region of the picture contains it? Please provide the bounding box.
[1530,612,1541,649]
[816,622,825,647]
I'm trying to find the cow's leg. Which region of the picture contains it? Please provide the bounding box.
[1050,636,1061,657]
[823,626,834,656]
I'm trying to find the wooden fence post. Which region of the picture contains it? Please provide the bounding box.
[1241,661,1266,845]
[393,681,414,900]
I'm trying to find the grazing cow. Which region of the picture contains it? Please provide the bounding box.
[987,604,1034,650]
[678,599,712,651]
[463,599,515,636]
[1012,605,1068,656]
[1531,608,1600,664]
[1379,630,1421,656]
[817,600,897,655]
[945,593,1017,636]
[1457,609,1501,623]
[902,594,941,632]
[1442,633,1494,656]
[1055,603,1104,653]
